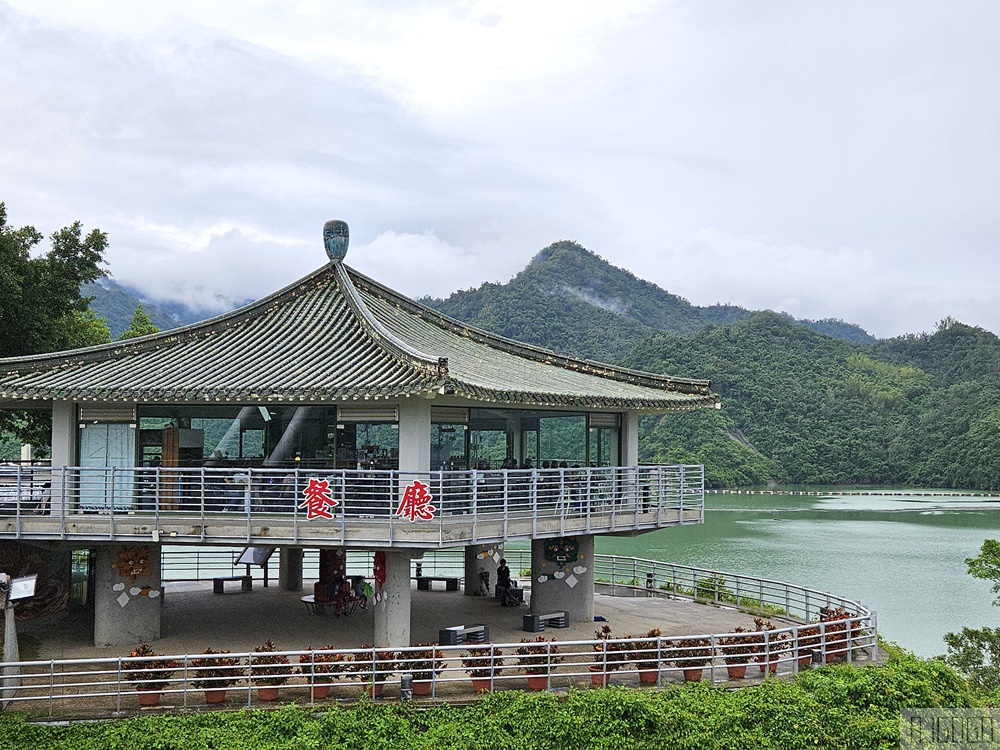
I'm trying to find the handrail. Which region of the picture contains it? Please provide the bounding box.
[0,464,706,545]
[0,550,876,718]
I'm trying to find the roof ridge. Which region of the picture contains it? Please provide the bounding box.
[345,266,713,397]
[332,263,449,384]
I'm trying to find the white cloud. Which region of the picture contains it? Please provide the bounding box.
[0,0,997,340]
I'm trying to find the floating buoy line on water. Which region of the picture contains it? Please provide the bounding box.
[707,489,1000,498]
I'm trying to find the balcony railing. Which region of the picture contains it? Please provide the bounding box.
[0,550,877,719]
[0,464,704,545]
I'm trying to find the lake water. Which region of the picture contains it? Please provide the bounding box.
[596,491,1000,657]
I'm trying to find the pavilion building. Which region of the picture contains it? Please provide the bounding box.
[0,221,719,648]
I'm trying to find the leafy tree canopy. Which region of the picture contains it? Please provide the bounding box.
[0,202,109,357]
[120,304,159,340]
[0,202,111,450]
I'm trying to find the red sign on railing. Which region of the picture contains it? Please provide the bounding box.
[395,480,436,522]
[299,478,339,520]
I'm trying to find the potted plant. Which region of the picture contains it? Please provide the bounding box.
[796,625,822,669]
[590,625,629,686]
[514,636,563,691]
[123,642,179,707]
[819,607,856,662]
[250,639,291,701]
[667,637,712,682]
[402,643,445,696]
[190,647,245,704]
[298,644,347,700]
[718,627,761,679]
[626,628,662,684]
[349,646,396,698]
[752,618,790,674]
[462,644,504,692]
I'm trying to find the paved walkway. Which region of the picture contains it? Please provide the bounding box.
[24,580,773,661]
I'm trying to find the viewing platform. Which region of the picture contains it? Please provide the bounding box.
[0,464,703,547]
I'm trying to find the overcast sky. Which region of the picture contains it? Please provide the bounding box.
[2,1,997,339]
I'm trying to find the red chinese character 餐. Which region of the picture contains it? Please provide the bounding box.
[299,477,339,520]
[395,480,436,522]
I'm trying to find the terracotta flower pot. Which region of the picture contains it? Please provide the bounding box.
[725,664,747,679]
[798,654,813,670]
[760,660,778,675]
[366,681,384,698]
[526,675,549,691]
[589,666,611,686]
[412,680,433,696]
[257,686,280,701]
[682,668,703,682]
[471,677,493,692]
[638,669,658,685]
[310,683,331,700]
[137,690,161,707]
[204,689,227,704]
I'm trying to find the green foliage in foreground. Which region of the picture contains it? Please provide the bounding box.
[0,656,977,750]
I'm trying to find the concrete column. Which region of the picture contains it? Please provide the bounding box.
[529,534,595,625]
[621,411,639,467]
[464,543,503,597]
[94,543,162,647]
[397,398,432,475]
[373,550,413,647]
[279,547,303,591]
[50,402,77,515]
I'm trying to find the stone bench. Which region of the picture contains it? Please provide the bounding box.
[522,610,569,633]
[212,575,252,594]
[416,576,460,592]
[438,623,490,646]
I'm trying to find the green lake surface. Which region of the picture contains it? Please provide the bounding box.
[596,490,1000,657]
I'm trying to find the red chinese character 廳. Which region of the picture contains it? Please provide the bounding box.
[395,480,436,522]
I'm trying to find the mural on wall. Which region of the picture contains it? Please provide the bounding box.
[0,542,70,619]
[536,536,588,590]
[111,546,160,607]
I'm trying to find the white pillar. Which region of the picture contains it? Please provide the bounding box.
[94,544,163,647]
[530,534,595,625]
[621,411,639,467]
[373,550,413,647]
[279,547,304,591]
[464,543,503,597]
[50,402,77,515]
[397,398,431,475]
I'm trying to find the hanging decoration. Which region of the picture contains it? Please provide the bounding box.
[373,551,386,604]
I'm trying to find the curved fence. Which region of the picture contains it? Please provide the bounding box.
[0,551,876,718]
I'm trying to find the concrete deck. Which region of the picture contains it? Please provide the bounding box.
[23,580,773,661]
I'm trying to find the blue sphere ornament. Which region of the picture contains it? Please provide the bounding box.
[323,220,349,261]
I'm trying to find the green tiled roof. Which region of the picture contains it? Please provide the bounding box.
[0,261,719,411]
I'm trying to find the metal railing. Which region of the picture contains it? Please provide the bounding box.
[0,551,876,718]
[0,464,705,544]
[0,622,875,718]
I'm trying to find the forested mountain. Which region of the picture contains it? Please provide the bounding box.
[424,241,875,353]
[83,279,209,339]
[425,242,999,490]
[30,238,999,490]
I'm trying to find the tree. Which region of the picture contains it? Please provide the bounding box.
[120,304,159,340]
[0,202,110,450]
[0,202,108,357]
[944,539,1000,693]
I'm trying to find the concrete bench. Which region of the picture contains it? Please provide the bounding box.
[416,576,460,592]
[522,610,569,633]
[438,623,490,646]
[213,575,252,594]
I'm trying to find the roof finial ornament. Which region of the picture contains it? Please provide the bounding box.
[323,220,349,262]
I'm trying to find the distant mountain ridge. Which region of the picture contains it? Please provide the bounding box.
[83,279,225,339]
[423,241,875,354]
